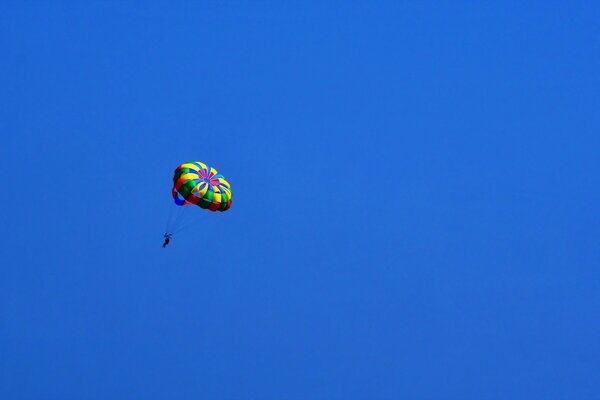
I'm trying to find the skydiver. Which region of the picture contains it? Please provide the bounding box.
[162,233,172,248]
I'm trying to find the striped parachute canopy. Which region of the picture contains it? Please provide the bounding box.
[172,161,232,212]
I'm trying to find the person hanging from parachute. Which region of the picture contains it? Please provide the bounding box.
[162,233,172,248]
[163,161,232,248]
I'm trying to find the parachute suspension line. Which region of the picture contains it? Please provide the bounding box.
[170,205,188,233]
[171,215,202,235]
[165,199,187,235]
[165,202,175,234]
[165,200,185,234]
[167,203,195,235]
[171,224,193,235]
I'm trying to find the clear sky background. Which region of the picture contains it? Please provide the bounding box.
[1,2,599,399]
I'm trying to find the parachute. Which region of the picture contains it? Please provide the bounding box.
[172,161,232,211]
[164,161,232,242]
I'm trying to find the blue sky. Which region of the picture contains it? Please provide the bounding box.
[1,1,599,399]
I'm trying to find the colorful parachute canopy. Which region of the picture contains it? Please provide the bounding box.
[172,161,232,212]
